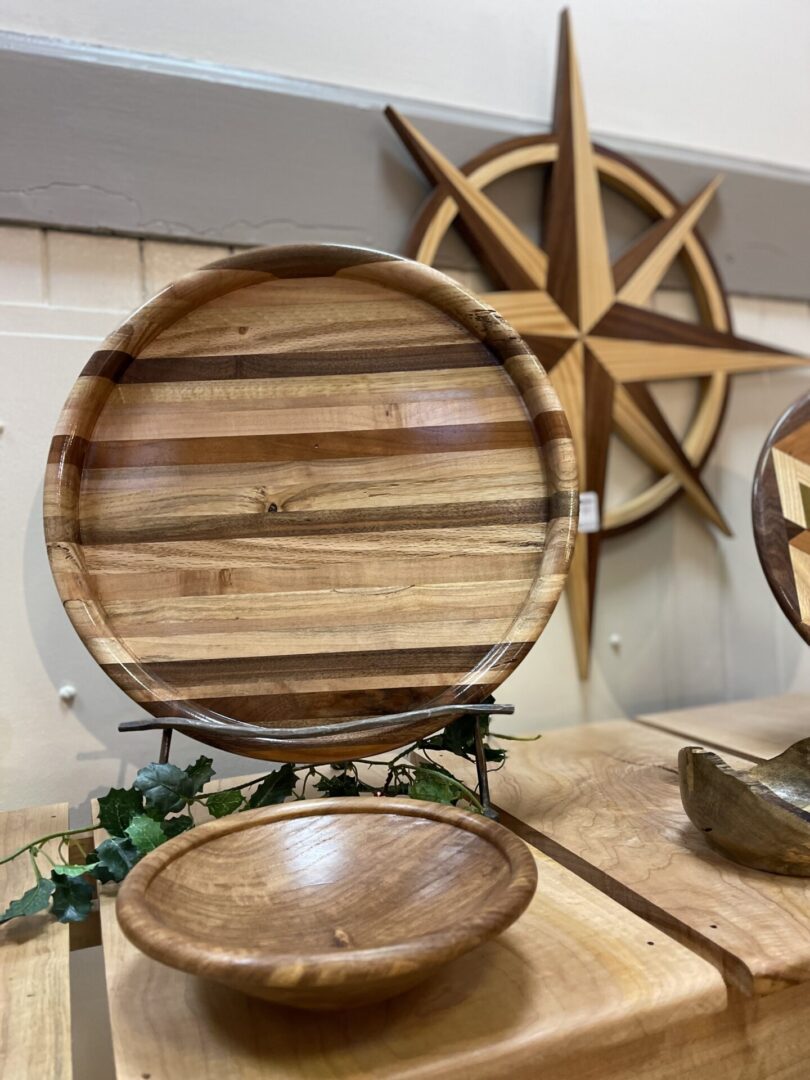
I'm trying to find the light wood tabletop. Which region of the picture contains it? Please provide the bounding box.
[636,693,810,762]
[449,720,810,997]
[0,803,72,1080]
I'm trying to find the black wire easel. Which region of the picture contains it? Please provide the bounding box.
[120,701,513,817]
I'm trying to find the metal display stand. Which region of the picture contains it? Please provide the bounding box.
[121,702,514,816]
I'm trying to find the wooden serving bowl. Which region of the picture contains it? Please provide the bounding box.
[679,740,810,876]
[116,797,538,1009]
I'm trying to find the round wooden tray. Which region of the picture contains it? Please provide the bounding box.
[45,244,577,761]
[116,797,539,1010]
[752,392,810,645]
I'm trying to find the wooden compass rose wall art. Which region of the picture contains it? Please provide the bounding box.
[386,10,806,678]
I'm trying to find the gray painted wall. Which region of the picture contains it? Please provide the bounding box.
[0,31,808,299]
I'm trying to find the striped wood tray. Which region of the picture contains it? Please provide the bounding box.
[45,245,577,761]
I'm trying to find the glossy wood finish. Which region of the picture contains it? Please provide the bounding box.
[680,742,810,876]
[752,392,810,644]
[0,803,72,1080]
[45,243,577,762]
[116,798,538,1009]
[390,10,805,677]
[440,720,810,997]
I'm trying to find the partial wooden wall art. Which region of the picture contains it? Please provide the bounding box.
[387,9,806,678]
[753,392,810,644]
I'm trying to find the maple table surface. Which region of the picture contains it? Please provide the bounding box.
[3,696,810,1078]
[636,692,810,762]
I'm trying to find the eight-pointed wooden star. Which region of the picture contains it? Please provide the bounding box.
[386,10,805,678]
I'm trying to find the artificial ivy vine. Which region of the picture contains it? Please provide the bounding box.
[1,701,530,926]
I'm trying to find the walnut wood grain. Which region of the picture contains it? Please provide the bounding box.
[0,804,72,1080]
[440,720,810,997]
[752,392,810,645]
[44,244,577,762]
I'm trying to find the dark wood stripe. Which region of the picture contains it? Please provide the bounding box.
[522,335,573,372]
[82,349,134,380]
[120,342,498,383]
[593,302,779,353]
[786,519,804,543]
[109,642,533,695]
[550,489,578,523]
[151,685,458,727]
[80,498,549,545]
[532,409,570,447]
[83,422,535,469]
[48,434,89,469]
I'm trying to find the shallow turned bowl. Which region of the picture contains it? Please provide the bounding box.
[116,797,538,1010]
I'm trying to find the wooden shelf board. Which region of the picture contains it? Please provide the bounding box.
[0,803,72,1080]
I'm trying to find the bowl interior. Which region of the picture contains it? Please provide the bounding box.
[144,810,513,952]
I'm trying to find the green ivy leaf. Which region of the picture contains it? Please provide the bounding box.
[162,815,195,839]
[0,878,55,923]
[417,698,506,762]
[51,871,94,923]
[315,772,361,797]
[246,764,297,809]
[133,763,195,815]
[52,865,91,878]
[184,756,215,795]
[125,814,166,854]
[97,787,144,835]
[207,790,244,818]
[88,837,141,883]
[408,766,459,806]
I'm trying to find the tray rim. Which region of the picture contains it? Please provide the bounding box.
[752,391,810,645]
[115,796,539,990]
[44,243,578,759]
